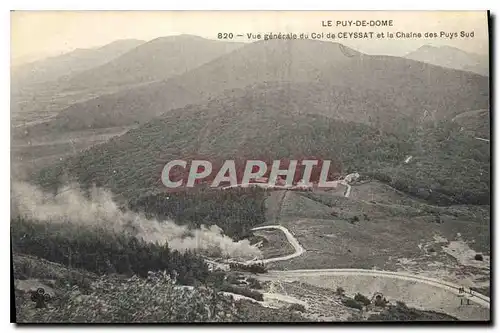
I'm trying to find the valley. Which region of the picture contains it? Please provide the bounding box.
[10,20,490,323]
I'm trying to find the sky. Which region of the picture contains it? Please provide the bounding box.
[11,11,489,64]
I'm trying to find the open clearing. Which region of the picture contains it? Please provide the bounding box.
[249,183,490,321]
[11,126,133,180]
[252,228,296,260]
[258,270,489,321]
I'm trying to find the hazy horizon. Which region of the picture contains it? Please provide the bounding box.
[11,11,489,65]
[12,35,490,68]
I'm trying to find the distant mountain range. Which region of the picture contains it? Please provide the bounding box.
[404,45,489,76]
[10,35,245,118]
[23,39,488,137]
[35,72,489,206]
[12,36,489,205]
[61,35,244,91]
[11,39,145,89]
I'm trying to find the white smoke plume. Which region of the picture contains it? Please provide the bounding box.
[11,182,262,261]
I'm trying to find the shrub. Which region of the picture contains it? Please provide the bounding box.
[15,272,298,323]
[368,303,458,321]
[246,277,262,289]
[354,293,371,306]
[474,253,484,261]
[13,254,97,292]
[219,283,264,301]
[229,262,267,274]
[288,303,306,312]
[395,301,408,309]
[342,298,363,310]
[335,287,345,296]
[14,259,34,280]
[374,296,388,308]
[206,271,226,288]
[226,274,245,285]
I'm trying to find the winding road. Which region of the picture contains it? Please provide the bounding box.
[261,267,490,309]
[248,222,490,309]
[340,181,351,198]
[247,225,305,264]
[231,185,490,319]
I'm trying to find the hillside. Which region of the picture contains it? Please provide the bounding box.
[35,81,489,205]
[62,35,244,91]
[34,89,404,198]
[451,109,490,139]
[404,45,489,76]
[11,36,242,128]
[11,39,145,90]
[23,39,489,137]
[11,39,146,123]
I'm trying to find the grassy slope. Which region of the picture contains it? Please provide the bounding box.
[451,109,490,139]
[268,189,489,271]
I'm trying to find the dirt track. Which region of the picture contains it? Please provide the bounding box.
[261,269,490,308]
[250,221,490,320]
[248,225,305,264]
[252,225,489,303]
[240,187,491,320]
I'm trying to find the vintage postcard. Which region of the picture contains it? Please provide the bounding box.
[10,11,490,323]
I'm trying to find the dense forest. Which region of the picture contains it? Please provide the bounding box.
[36,108,489,207]
[366,119,490,205]
[129,187,268,240]
[11,216,210,285]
